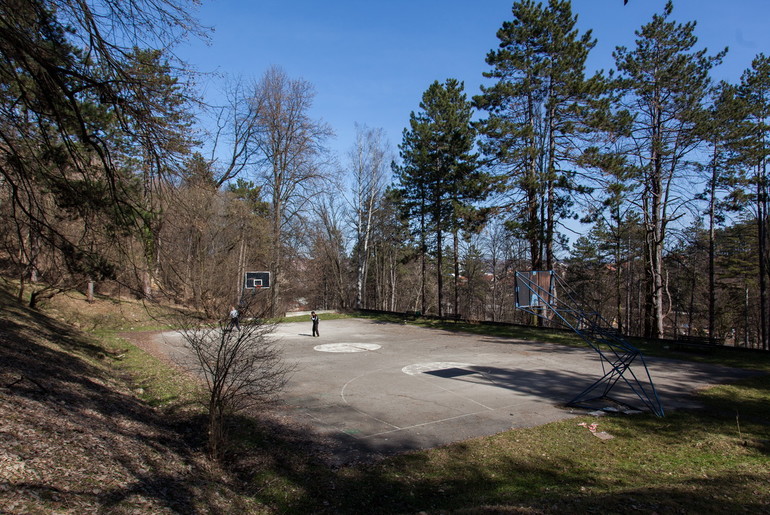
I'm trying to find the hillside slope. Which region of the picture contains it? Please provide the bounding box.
[0,286,252,513]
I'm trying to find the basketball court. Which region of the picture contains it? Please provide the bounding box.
[146,317,761,464]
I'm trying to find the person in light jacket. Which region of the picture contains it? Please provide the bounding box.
[228,306,240,331]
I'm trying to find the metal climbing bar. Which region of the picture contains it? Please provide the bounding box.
[514,270,664,417]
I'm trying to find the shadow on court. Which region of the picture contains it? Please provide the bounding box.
[148,318,761,465]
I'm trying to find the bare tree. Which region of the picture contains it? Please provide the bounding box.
[310,191,351,309]
[347,123,392,309]
[154,172,271,315]
[206,77,264,187]
[483,218,507,322]
[178,293,292,460]
[252,66,334,315]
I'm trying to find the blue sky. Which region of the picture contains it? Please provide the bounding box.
[178,0,770,164]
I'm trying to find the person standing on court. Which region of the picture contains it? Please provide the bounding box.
[311,311,319,337]
[229,305,240,331]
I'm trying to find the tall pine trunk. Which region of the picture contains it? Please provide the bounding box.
[708,145,718,340]
[453,230,460,316]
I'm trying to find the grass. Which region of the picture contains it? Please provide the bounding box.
[277,311,351,323]
[233,405,769,513]
[244,409,768,513]
[8,286,770,514]
[211,312,769,513]
[100,329,205,409]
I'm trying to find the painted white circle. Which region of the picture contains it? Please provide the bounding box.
[314,343,381,353]
[402,362,474,375]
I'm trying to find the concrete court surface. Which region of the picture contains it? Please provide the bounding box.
[149,317,761,463]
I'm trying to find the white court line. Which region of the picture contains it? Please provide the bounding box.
[314,343,381,353]
[339,368,402,432]
[404,362,497,411]
[356,400,537,439]
[337,362,506,435]
[411,372,495,411]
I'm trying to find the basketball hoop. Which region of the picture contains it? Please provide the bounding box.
[514,270,664,417]
[244,271,271,290]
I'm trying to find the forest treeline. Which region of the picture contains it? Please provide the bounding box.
[1,0,768,350]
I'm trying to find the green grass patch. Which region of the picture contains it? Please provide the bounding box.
[353,310,583,344]
[237,407,769,513]
[102,331,205,409]
[276,312,351,323]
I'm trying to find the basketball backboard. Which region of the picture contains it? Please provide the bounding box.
[515,270,554,308]
[244,271,271,289]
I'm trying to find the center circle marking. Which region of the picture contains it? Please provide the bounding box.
[314,343,381,353]
[401,362,474,375]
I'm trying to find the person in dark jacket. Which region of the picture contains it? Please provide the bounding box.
[311,311,319,337]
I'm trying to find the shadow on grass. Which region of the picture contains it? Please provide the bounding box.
[222,409,770,514]
[0,287,248,513]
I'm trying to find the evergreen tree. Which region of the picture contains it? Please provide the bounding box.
[696,82,747,340]
[733,54,770,350]
[611,0,724,338]
[370,187,415,312]
[474,0,597,271]
[394,79,488,316]
[716,220,760,347]
[568,223,613,322]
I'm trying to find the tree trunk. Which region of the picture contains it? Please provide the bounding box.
[645,98,666,339]
[271,170,282,317]
[453,230,460,316]
[614,221,623,334]
[708,147,718,339]
[758,168,769,349]
[545,99,556,271]
[436,227,443,318]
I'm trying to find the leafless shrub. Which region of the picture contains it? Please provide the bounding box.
[177,293,293,460]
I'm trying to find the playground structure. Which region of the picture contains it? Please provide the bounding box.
[514,270,665,417]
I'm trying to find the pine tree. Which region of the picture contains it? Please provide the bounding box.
[611,0,724,338]
[394,79,489,316]
[371,187,415,311]
[696,82,747,340]
[716,220,760,347]
[733,54,770,350]
[474,0,597,271]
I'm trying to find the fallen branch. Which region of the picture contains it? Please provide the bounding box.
[5,375,48,394]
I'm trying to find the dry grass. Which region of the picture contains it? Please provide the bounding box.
[0,284,261,513]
